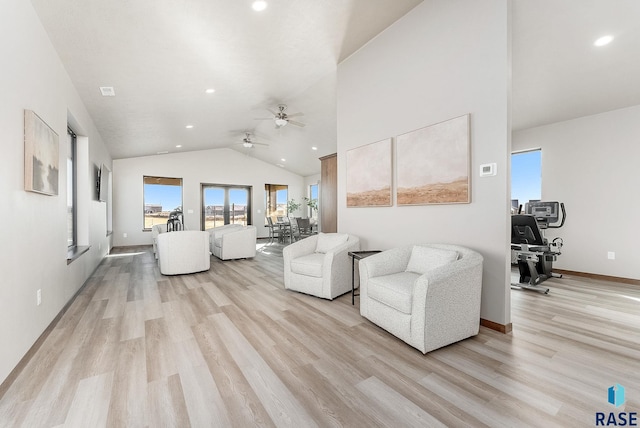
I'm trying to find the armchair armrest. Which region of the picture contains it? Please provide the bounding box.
[322,237,361,292]
[410,251,483,352]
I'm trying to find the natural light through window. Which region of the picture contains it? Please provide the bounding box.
[511,149,541,213]
[143,176,183,230]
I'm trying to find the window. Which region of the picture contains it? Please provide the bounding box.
[308,183,318,219]
[265,184,288,221]
[511,149,541,213]
[143,176,183,230]
[67,128,77,248]
[201,184,252,229]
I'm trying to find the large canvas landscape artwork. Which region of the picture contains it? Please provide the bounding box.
[346,138,392,207]
[396,114,470,205]
[24,110,59,196]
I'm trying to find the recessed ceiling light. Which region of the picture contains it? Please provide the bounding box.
[281,158,286,162]
[157,151,169,155]
[205,88,215,94]
[185,125,194,129]
[252,1,267,11]
[311,146,318,151]
[594,35,614,47]
[176,145,182,148]
[99,86,115,96]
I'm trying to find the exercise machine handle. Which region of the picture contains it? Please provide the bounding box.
[547,202,566,229]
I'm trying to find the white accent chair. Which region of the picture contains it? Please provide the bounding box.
[359,244,483,353]
[157,231,211,275]
[151,223,168,259]
[283,233,360,299]
[206,224,257,260]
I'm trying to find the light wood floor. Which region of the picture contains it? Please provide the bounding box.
[1,243,639,427]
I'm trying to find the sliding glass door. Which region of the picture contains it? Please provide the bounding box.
[202,184,252,230]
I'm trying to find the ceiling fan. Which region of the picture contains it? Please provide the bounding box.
[234,132,269,149]
[256,104,305,127]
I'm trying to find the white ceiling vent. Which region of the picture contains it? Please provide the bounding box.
[99,86,115,96]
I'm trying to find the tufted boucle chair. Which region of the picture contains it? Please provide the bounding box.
[359,244,483,353]
[283,233,360,299]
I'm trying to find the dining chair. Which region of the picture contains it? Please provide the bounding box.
[266,217,281,244]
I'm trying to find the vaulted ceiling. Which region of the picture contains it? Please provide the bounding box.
[31,0,640,176]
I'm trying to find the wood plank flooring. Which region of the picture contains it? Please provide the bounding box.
[1,243,639,427]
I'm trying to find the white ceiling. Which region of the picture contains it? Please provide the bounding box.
[512,0,640,131]
[31,0,640,176]
[30,0,423,176]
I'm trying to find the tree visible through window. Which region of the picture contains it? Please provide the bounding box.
[143,176,183,230]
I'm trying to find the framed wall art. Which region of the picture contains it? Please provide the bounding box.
[24,110,59,195]
[346,138,392,207]
[396,114,470,205]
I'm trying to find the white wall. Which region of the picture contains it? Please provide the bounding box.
[112,149,305,245]
[513,105,640,280]
[0,0,112,384]
[337,0,512,325]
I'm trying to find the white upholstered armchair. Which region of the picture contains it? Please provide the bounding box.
[206,224,257,260]
[283,233,360,299]
[359,244,483,353]
[151,224,168,259]
[157,231,211,275]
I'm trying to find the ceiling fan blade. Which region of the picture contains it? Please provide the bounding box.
[288,120,306,127]
[252,142,269,147]
[266,108,278,116]
[287,112,304,118]
[254,117,273,120]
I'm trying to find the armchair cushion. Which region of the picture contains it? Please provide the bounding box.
[368,271,419,315]
[290,253,325,278]
[406,246,459,275]
[315,233,349,254]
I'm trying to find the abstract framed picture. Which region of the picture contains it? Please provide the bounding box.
[396,114,470,206]
[346,138,392,207]
[24,110,59,196]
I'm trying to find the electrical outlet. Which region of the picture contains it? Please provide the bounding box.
[607,251,615,260]
[37,289,42,306]
[123,232,128,238]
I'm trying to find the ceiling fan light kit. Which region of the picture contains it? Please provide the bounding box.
[256,103,305,128]
[235,132,268,149]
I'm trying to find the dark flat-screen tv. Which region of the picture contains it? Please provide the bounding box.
[98,163,110,202]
